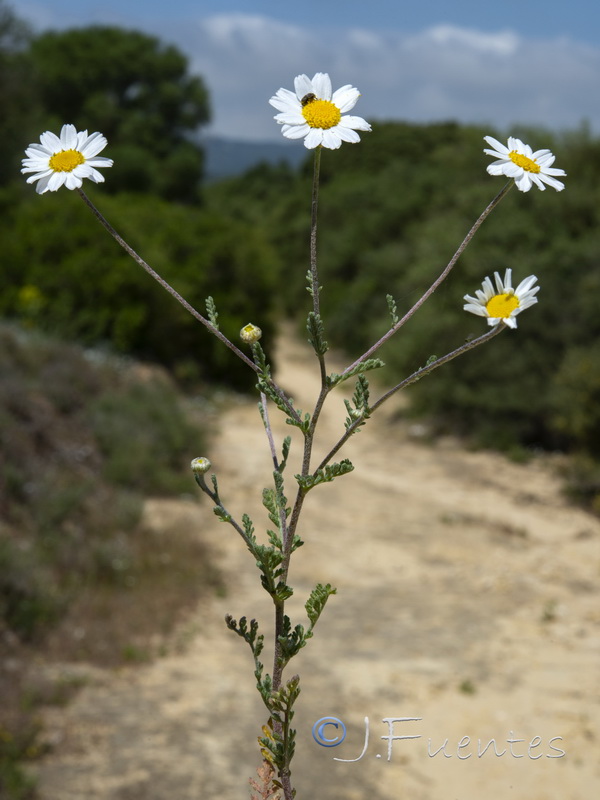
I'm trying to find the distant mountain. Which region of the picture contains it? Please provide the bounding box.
[202,136,308,181]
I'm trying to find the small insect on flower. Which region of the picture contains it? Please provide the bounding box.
[463,269,539,329]
[269,72,371,149]
[22,124,113,194]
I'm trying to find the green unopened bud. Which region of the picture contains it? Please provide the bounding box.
[191,457,211,475]
[240,323,262,344]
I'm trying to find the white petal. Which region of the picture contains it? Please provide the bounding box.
[304,128,324,149]
[340,115,371,132]
[515,173,535,191]
[85,156,113,168]
[484,136,508,154]
[47,172,67,191]
[539,174,565,191]
[332,86,359,112]
[40,131,62,152]
[483,148,507,161]
[515,275,538,294]
[543,166,566,177]
[60,124,78,149]
[464,302,488,317]
[294,74,313,99]
[64,171,83,189]
[321,128,342,149]
[335,125,361,143]
[481,277,495,297]
[80,132,108,158]
[503,162,523,177]
[269,90,299,113]
[281,123,311,140]
[507,136,525,152]
[274,111,306,125]
[312,72,332,100]
[25,143,51,158]
[34,174,53,194]
[486,163,506,176]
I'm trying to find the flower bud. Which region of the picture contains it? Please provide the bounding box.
[191,457,211,475]
[240,323,262,344]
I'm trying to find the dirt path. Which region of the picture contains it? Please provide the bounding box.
[32,329,600,800]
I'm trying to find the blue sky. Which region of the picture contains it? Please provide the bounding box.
[18,1,600,141]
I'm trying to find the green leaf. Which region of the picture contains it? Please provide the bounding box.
[306,311,329,356]
[327,358,385,388]
[344,374,372,432]
[386,293,399,326]
[205,296,219,330]
[280,436,291,472]
[295,459,354,492]
[306,583,337,630]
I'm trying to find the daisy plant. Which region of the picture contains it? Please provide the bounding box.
[269,72,371,150]
[21,124,113,194]
[22,87,565,799]
[484,135,566,192]
[464,269,540,329]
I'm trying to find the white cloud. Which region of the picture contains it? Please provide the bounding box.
[17,7,600,141]
[177,14,600,140]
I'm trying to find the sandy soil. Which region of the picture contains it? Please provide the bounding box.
[31,329,600,800]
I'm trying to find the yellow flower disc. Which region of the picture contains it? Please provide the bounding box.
[486,292,520,318]
[302,99,342,130]
[49,149,85,173]
[509,150,540,174]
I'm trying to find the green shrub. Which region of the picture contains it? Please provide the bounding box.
[0,187,280,389]
[0,322,206,639]
[210,121,600,459]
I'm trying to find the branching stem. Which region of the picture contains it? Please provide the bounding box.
[341,181,513,376]
[316,324,506,472]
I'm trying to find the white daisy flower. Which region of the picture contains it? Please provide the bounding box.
[463,269,539,329]
[483,135,566,192]
[269,72,371,150]
[22,124,113,194]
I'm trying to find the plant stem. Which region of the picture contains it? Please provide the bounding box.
[309,147,322,318]
[77,188,258,371]
[77,188,300,421]
[316,323,506,471]
[341,181,513,376]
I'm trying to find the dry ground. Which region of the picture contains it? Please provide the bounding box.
[30,329,600,800]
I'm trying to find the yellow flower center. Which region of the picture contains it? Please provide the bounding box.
[49,149,85,173]
[301,98,341,130]
[486,292,519,318]
[509,150,540,174]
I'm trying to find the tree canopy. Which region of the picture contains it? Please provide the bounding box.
[29,26,210,200]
